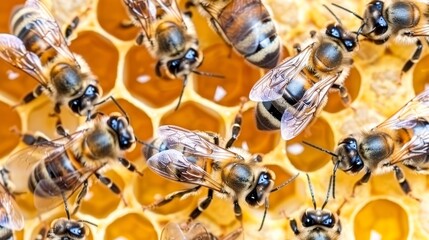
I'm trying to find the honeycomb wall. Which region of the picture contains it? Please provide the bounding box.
[0,0,427,239]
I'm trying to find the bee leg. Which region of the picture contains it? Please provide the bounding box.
[289,218,300,235]
[118,157,143,176]
[400,38,422,81]
[351,169,371,197]
[72,180,88,215]
[233,200,243,225]
[293,43,302,54]
[94,172,128,206]
[65,16,80,39]
[393,166,420,201]
[331,84,352,108]
[143,186,201,210]
[225,99,246,148]
[185,0,195,9]
[55,116,70,138]
[14,85,44,108]
[189,189,214,220]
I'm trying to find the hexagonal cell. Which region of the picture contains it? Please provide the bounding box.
[0,101,20,158]
[96,98,153,161]
[265,165,296,211]
[134,167,197,215]
[324,67,361,113]
[286,117,335,172]
[69,31,118,95]
[412,54,429,95]
[160,102,224,133]
[79,169,124,219]
[0,0,24,32]
[233,108,280,154]
[97,0,140,41]
[354,199,409,239]
[194,43,262,107]
[200,195,237,229]
[124,45,184,108]
[105,213,158,240]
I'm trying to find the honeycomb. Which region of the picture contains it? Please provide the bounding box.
[0,0,428,239]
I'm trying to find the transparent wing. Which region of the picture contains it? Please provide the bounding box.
[147,149,224,192]
[281,74,338,140]
[221,228,243,240]
[33,166,96,214]
[24,0,78,65]
[122,0,157,40]
[5,130,86,193]
[154,0,186,28]
[249,44,314,102]
[157,125,243,160]
[0,189,24,230]
[375,89,429,164]
[161,222,211,240]
[0,34,48,87]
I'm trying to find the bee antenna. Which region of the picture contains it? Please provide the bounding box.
[175,77,187,111]
[191,70,225,79]
[302,141,338,158]
[61,192,71,220]
[331,160,340,199]
[270,173,299,193]
[258,198,269,231]
[135,137,158,151]
[322,4,342,25]
[78,219,98,227]
[330,3,364,21]
[306,173,317,210]
[95,96,130,122]
[321,174,334,210]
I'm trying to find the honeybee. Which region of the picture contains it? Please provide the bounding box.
[0,227,13,240]
[0,180,24,240]
[0,0,101,128]
[323,88,429,199]
[143,104,298,230]
[186,0,281,69]
[3,101,142,214]
[333,0,429,77]
[249,6,361,140]
[289,174,342,240]
[161,221,243,240]
[122,0,204,110]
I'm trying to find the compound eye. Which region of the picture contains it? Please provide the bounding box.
[185,49,198,63]
[69,226,85,237]
[322,215,335,228]
[108,116,120,131]
[167,59,181,75]
[301,213,315,227]
[343,38,356,51]
[326,24,341,39]
[119,131,134,150]
[69,98,82,114]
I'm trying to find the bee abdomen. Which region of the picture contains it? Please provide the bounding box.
[219,0,280,69]
[255,101,283,131]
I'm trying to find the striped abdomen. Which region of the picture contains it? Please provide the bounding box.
[218,0,280,69]
[10,6,56,64]
[255,75,312,130]
[28,150,81,197]
[400,120,429,170]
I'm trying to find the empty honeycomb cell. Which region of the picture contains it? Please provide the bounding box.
[69,31,119,94]
[124,45,184,108]
[160,102,224,133]
[0,101,20,158]
[133,168,197,215]
[324,67,361,113]
[105,212,157,240]
[96,98,153,161]
[286,117,335,172]
[79,169,125,219]
[412,54,429,95]
[353,199,409,240]
[194,43,262,107]
[233,108,280,154]
[96,0,139,41]
[264,165,296,211]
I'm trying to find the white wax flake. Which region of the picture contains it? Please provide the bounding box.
[286,143,304,155]
[136,74,151,83]
[241,141,249,151]
[425,83,429,90]
[213,86,226,102]
[6,70,19,80]
[114,237,128,240]
[369,230,382,240]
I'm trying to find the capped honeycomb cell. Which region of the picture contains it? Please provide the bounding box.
[124,45,184,108]
[353,198,409,239]
[194,44,262,107]
[286,117,335,172]
[69,31,119,94]
[104,212,158,240]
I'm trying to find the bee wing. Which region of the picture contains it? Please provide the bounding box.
[24,0,77,65]
[0,191,24,230]
[0,34,48,87]
[32,166,97,214]
[375,90,429,164]
[161,222,211,240]
[123,0,157,40]
[5,130,86,193]
[154,0,186,27]
[249,44,314,102]
[157,125,243,160]
[147,149,224,192]
[280,74,338,140]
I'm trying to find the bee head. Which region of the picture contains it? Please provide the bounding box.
[68,84,101,116]
[362,1,388,37]
[325,24,357,52]
[51,219,86,239]
[107,114,136,151]
[245,171,274,207]
[157,48,203,79]
[333,137,364,173]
